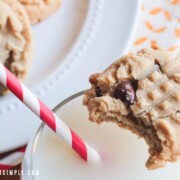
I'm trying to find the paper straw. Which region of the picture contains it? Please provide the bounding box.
[0,145,26,170]
[0,63,100,164]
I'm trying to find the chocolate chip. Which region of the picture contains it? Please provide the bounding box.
[89,73,99,84]
[114,81,135,105]
[95,86,102,97]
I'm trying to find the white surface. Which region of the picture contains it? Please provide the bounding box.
[0,0,141,152]
[23,95,180,180]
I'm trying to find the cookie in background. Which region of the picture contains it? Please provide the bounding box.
[0,0,33,95]
[18,0,61,24]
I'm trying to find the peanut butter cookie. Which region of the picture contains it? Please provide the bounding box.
[0,0,33,95]
[19,0,61,24]
[84,47,180,169]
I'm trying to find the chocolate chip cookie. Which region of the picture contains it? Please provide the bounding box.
[18,0,61,24]
[84,47,180,169]
[0,0,33,95]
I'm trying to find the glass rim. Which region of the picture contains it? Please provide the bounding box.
[28,90,86,179]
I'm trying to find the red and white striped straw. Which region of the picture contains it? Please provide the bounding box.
[0,63,100,164]
[0,145,26,170]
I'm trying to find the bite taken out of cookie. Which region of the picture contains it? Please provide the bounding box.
[83,46,180,170]
[0,0,33,95]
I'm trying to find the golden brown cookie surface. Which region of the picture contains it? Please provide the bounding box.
[18,0,61,24]
[0,0,33,95]
[84,47,180,169]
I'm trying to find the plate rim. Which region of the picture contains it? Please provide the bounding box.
[0,0,102,114]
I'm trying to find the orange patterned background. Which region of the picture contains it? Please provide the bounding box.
[131,0,180,56]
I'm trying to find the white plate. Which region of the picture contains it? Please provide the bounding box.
[0,0,141,152]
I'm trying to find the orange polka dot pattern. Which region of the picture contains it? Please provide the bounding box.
[131,0,180,56]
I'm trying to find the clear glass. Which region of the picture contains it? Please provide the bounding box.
[22,91,180,180]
